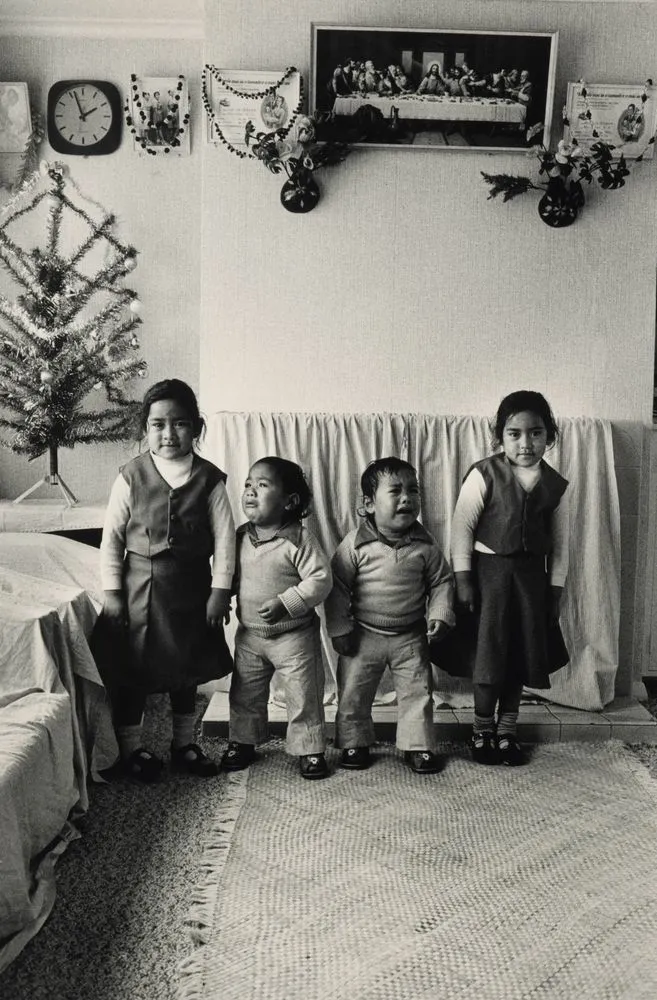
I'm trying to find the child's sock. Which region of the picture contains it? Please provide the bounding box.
[496,711,519,739]
[172,711,197,749]
[117,723,144,760]
[473,713,496,735]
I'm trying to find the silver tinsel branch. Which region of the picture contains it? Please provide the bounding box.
[0,162,147,461]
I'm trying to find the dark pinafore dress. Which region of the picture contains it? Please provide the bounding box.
[432,454,569,688]
[117,452,233,693]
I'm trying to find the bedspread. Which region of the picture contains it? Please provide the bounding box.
[0,692,78,970]
[0,533,118,969]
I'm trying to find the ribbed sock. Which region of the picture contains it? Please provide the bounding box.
[496,711,519,738]
[117,723,143,760]
[171,711,196,749]
[473,713,496,735]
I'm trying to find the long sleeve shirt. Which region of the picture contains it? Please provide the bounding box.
[100,451,236,591]
[325,518,455,638]
[235,521,332,638]
[451,460,570,586]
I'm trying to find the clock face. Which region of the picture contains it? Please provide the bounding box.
[47,80,122,155]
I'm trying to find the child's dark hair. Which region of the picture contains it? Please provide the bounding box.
[255,456,312,522]
[138,378,205,439]
[492,390,559,449]
[360,457,418,500]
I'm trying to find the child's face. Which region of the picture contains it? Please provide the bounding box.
[146,398,195,459]
[242,462,296,529]
[364,470,420,539]
[502,410,548,467]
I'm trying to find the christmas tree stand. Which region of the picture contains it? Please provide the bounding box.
[12,445,78,507]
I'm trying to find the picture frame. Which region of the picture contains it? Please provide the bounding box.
[563,82,656,160]
[204,68,302,152]
[128,75,190,155]
[310,24,558,151]
[0,83,32,153]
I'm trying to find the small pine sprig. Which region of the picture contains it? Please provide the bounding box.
[481,172,538,202]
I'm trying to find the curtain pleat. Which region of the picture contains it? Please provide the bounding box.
[202,412,620,711]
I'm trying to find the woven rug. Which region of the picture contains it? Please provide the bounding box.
[178,741,657,1000]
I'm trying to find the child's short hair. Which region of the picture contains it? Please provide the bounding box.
[138,378,205,439]
[360,457,418,500]
[492,390,558,448]
[254,456,312,522]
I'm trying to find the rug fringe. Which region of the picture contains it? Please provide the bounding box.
[176,770,249,1000]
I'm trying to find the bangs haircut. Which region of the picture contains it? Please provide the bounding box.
[138,378,205,439]
[492,390,558,449]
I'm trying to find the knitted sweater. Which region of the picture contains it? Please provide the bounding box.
[325,518,455,637]
[234,521,332,638]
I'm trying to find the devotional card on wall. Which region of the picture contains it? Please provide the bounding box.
[204,69,302,150]
[563,82,656,160]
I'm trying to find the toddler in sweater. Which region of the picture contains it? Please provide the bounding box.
[220,457,332,780]
[325,457,455,773]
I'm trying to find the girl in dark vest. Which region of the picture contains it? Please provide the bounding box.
[99,379,235,780]
[450,391,569,765]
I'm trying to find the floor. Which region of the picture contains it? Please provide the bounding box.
[202,690,657,744]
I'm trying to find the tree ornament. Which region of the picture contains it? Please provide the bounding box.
[129,297,141,314]
[0,164,147,506]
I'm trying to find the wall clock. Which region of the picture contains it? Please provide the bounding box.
[47,80,122,155]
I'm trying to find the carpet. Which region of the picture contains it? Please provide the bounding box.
[178,741,657,1000]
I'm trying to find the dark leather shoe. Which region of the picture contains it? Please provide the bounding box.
[497,735,527,766]
[299,753,328,779]
[404,750,443,774]
[124,748,164,783]
[171,742,219,777]
[221,741,257,771]
[471,731,499,765]
[339,746,371,770]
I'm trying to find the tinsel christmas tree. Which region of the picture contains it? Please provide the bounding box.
[0,162,147,504]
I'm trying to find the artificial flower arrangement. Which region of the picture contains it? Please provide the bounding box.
[481,83,654,227]
[244,113,351,213]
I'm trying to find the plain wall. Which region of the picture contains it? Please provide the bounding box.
[200,1,657,422]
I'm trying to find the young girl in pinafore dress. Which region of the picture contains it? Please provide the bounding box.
[99,379,235,780]
[450,390,569,766]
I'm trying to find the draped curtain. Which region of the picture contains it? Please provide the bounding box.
[202,413,620,712]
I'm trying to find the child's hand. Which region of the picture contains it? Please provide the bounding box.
[102,590,127,629]
[331,632,358,657]
[548,585,563,623]
[455,571,476,613]
[427,619,451,642]
[257,597,288,624]
[207,588,231,628]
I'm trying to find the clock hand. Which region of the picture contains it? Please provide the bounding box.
[80,106,98,120]
[73,91,85,118]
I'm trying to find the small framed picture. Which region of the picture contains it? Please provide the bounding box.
[128,75,190,155]
[564,82,657,160]
[204,68,302,151]
[0,83,32,153]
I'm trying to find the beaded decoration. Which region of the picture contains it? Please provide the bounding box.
[202,65,303,159]
[124,74,191,156]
